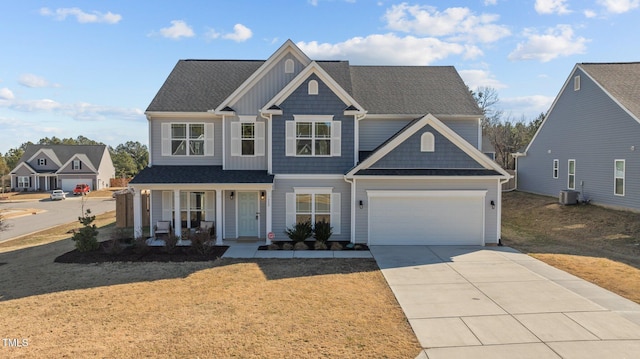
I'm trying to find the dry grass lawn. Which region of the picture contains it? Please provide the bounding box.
[0,213,420,358]
[502,191,640,304]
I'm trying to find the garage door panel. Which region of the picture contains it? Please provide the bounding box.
[61,179,93,192]
[368,191,484,245]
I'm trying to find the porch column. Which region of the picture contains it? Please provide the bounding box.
[173,189,181,237]
[215,189,223,245]
[265,188,273,245]
[133,188,143,238]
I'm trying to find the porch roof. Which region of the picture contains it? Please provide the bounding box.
[353,169,502,176]
[129,166,275,185]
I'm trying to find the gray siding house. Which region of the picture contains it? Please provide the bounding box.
[130,40,510,245]
[515,62,640,211]
[10,144,115,192]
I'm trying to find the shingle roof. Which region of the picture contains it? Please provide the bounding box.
[580,62,640,120]
[354,169,501,176]
[17,144,107,172]
[130,165,274,184]
[146,58,481,116]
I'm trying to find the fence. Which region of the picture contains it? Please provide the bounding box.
[502,170,516,192]
[115,191,149,228]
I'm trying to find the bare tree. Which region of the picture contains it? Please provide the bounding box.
[471,86,503,129]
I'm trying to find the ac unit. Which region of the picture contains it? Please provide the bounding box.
[559,190,579,205]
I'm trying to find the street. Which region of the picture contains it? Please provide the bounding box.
[0,196,116,242]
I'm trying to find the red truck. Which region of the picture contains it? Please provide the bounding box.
[73,184,90,195]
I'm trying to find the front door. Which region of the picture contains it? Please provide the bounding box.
[238,191,259,237]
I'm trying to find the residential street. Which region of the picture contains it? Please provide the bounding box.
[0,196,116,242]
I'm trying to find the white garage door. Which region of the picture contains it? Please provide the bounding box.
[368,190,486,245]
[61,179,93,192]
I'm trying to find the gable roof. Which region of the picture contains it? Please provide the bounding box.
[27,148,63,167]
[146,41,481,117]
[15,144,108,172]
[346,114,510,178]
[580,62,640,121]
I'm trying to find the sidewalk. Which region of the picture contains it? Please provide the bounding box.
[370,245,640,359]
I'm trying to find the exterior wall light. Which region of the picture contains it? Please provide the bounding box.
[490,200,495,209]
[359,200,363,209]
[230,191,234,200]
[261,191,265,200]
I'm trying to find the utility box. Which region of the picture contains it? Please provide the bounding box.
[559,190,579,205]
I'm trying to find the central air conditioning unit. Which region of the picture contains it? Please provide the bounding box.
[559,190,579,205]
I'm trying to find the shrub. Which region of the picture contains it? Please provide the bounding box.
[282,242,294,250]
[268,243,280,250]
[71,209,99,252]
[330,242,343,251]
[163,232,179,254]
[190,231,214,256]
[103,237,123,255]
[284,221,312,242]
[313,219,333,243]
[293,241,308,250]
[132,236,151,255]
[314,241,327,250]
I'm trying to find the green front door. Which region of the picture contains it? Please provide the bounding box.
[238,192,259,237]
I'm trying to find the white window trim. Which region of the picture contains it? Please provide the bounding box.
[286,187,340,234]
[38,158,46,166]
[286,115,340,157]
[574,75,580,91]
[553,159,559,179]
[161,122,214,157]
[308,80,318,95]
[421,132,435,152]
[18,176,30,188]
[568,159,576,190]
[231,118,265,157]
[284,59,294,74]
[72,159,81,170]
[614,159,625,196]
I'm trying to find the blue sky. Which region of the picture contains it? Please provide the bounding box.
[1,0,639,154]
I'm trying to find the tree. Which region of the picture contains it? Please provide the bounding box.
[111,150,138,177]
[0,155,8,192]
[112,141,149,176]
[4,147,25,171]
[471,86,503,130]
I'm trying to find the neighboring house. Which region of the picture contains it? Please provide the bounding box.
[129,40,510,245]
[515,62,640,211]
[10,144,115,192]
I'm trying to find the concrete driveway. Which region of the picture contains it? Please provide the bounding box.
[370,245,640,359]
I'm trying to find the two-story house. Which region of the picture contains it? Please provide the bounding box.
[129,40,510,246]
[10,144,115,192]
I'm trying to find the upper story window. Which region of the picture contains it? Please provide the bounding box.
[38,158,47,166]
[284,59,294,74]
[230,117,265,157]
[72,160,81,170]
[553,159,559,179]
[615,159,625,196]
[308,80,318,95]
[568,159,576,190]
[420,132,435,152]
[574,75,580,91]
[285,115,341,157]
[161,122,214,157]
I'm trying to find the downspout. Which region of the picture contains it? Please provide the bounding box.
[259,110,273,174]
[345,112,367,244]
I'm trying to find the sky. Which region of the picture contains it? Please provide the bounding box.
[1,0,639,155]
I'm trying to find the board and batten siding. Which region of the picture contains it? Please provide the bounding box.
[370,124,484,169]
[517,67,640,211]
[221,190,267,239]
[223,116,268,170]
[353,178,500,244]
[272,176,351,242]
[358,118,479,151]
[149,118,222,166]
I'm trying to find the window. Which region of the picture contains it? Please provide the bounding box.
[171,124,204,156]
[568,159,576,190]
[72,160,81,170]
[241,123,255,155]
[286,189,340,234]
[164,191,209,229]
[17,176,30,188]
[574,75,580,91]
[284,59,294,74]
[553,159,559,179]
[296,122,331,156]
[308,80,318,95]
[421,132,435,152]
[615,160,625,196]
[38,158,46,166]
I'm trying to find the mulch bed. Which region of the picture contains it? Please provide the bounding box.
[55,241,228,264]
[258,241,369,251]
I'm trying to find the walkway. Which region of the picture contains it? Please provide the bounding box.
[370,245,640,359]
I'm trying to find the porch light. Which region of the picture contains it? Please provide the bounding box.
[490,200,495,209]
[261,191,265,200]
[230,191,234,200]
[359,200,363,209]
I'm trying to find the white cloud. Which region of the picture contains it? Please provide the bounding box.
[458,69,507,89]
[222,24,253,42]
[598,0,640,13]
[205,28,220,40]
[297,33,468,65]
[535,0,571,14]
[159,20,195,39]
[0,88,14,100]
[40,7,121,24]
[18,74,60,88]
[484,0,498,5]
[508,25,589,62]
[383,4,510,43]
[584,9,598,17]
[502,95,555,119]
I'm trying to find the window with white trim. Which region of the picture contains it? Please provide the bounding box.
[421,132,435,152]
[18,176,30,188]
[574,75,580,91]
[568,159,576,190]
[615,159,625,196]
[230,118,265,157]
[284,59,294,74]
[553,159,559,179]
[285,115,341,157]
[308,80,318,95]
[171,124,204,156]
[72,160,81,170]
[286,189,341,234]
[38,158,47,166]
